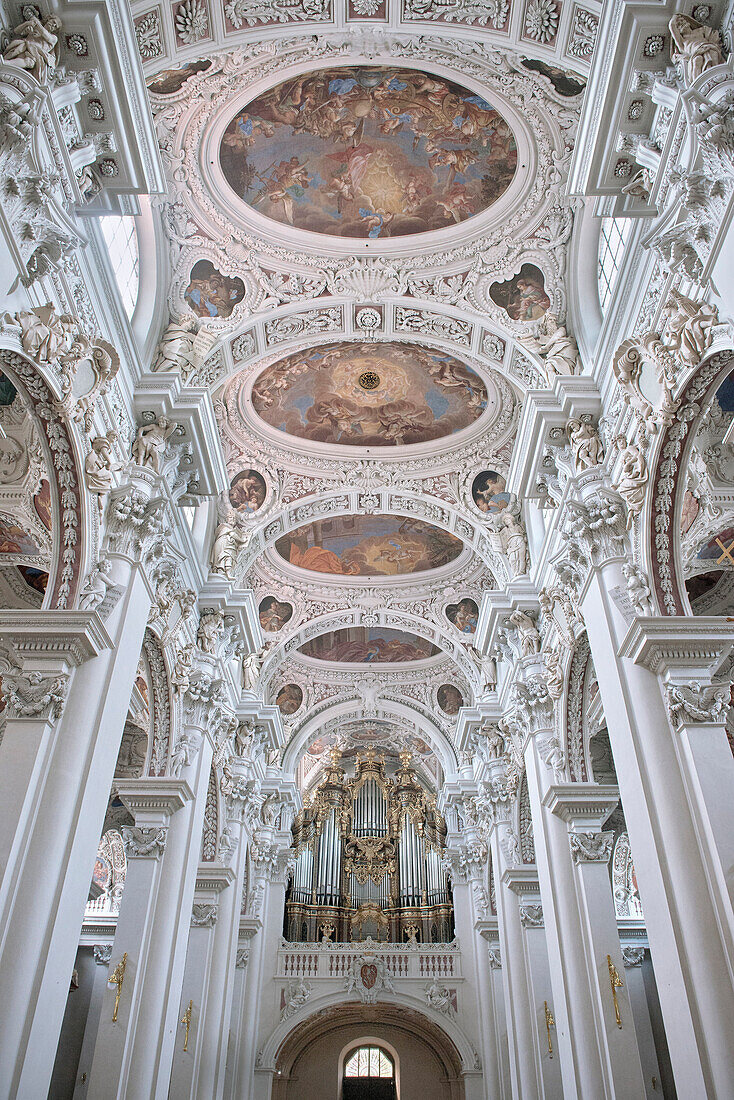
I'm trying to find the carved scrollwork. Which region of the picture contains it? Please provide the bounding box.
[568,830,614,864]
[121,825,168,859]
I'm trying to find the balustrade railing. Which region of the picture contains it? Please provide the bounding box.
[277,939,461,980]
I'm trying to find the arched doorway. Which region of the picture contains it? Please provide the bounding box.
[272,1002,465,1100]
[342,1043,397,1100]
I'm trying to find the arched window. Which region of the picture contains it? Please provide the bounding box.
[343,1045,396,1099]
[100,215,139,318]
[344,1047,394,1078]
[597,216,631,312]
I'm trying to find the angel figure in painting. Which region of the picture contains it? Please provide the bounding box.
[669,13,723,84]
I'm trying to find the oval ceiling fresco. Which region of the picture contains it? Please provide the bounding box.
[275,516,463,577]
[299,627,440,663]
[219,67,517,239]
[251,341,489,447]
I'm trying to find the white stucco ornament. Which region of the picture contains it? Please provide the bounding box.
[344,944,396,1005]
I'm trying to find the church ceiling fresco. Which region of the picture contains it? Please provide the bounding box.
[489,263,550,322]
[184,260,245,319]
[445,597,478,634]
[250,341,489,447]
[519,59,586,97]
[228,468,267,513]
[299,627,440,663]
[259,596,294,632]
[275,516,463,576]
[437,683,464,715]
[219,66,517,238]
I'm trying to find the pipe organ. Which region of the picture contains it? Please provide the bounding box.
[286,748,453,943]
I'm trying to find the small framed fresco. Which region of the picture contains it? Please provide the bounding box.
[437,682,464,716]
[259,596,293,632]
[276,683,303,715]
[445,597,479,634]
[489,264,550,322]
[228,468,267,514]
[470,470,510,515]
[184,260,245,320]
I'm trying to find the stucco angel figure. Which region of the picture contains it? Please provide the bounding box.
[471,648,498,694]
[242,646,266,692]
[78,559,114,611]
[131,416,178,473]
[3,14,61,84]
[488,507,528,577]
[482,724,505,760]
[661,289,718,367]
[16,307,74,364]
[84,432,120,515]
[197,609,224,656]
[425,979,454,1015]
[170,643,194,696]
[509,609,541,656]
[520,314,581,382]
[567,418,604,470]
[210,521,248,579]
[614,437,648,526]
[669,13,723,84]
[543,648,564,700]
[152,318,197,375]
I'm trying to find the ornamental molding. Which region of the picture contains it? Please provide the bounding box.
[0,349,84,609]
[93,944,113,965]
[191,902,219,927]
[1,669,68,722]
[622,946,645,968]
[151,32,578,275]
[568,830,614,863]
[344,950,396,1004]
[647,349,734,614]
[666,682,731,729]
[519,903,543,928]
[121,825,168,859]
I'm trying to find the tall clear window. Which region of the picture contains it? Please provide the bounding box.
[344,1047,394,1078]
[597,216,631,313]
[100,215,139,318]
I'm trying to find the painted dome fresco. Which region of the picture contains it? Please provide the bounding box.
[299,627,440,663]
[251,341,489,447]
[219,66,517,239]
[275,516,462,577]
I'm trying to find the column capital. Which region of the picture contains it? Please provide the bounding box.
[121,825,168,860]
[115,777,193,828]
[0,609,112,672]
[194,864,235,893]
[619,616,733,681]
[544,783,620,830]
[509,675,555,738]
[502,865,541,898]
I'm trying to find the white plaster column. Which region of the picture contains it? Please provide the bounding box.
[503,868,563,1100]
[85,711,215,1100]
[544,782,647,1096]
[487,798,548,1100]
[562,477,734,1097]
[168,863,236,1100]
[484,940,511,1100]
[522,715,646,1099]
[71,946,114,1097]
[0,474,163,1098]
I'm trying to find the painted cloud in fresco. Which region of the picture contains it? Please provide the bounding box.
[299,627,440,663]
[219,66,517,238]
[275,516,463,577]
[251,341,488,447]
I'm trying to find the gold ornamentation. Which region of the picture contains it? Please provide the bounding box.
[181,999,193,1051]
[108,952,127,1022]
[544,1001,555,1056]
[607,955,624,1028]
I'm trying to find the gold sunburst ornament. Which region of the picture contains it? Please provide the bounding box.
[358,370,381,391]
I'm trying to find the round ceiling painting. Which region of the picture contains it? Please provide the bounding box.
[219,67,517,238]
[251,342,489,447]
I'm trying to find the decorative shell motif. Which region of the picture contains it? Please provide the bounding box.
[330,261,402,301]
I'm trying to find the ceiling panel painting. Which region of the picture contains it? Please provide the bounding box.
[251,341,489,447]
[275,515,463,576]
[299,627,440,663]
[219,66,517,238]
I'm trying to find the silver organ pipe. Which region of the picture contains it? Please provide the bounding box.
[316,810,341,905]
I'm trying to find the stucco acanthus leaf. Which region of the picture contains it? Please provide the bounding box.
[666,682,730,728]
[122,826,167,859]
[561,494,629,576]
[519,903,544,928]
[622,947,645,968]
[93,944,112,966]
[569,830,614,863]
[511,677,554,738]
